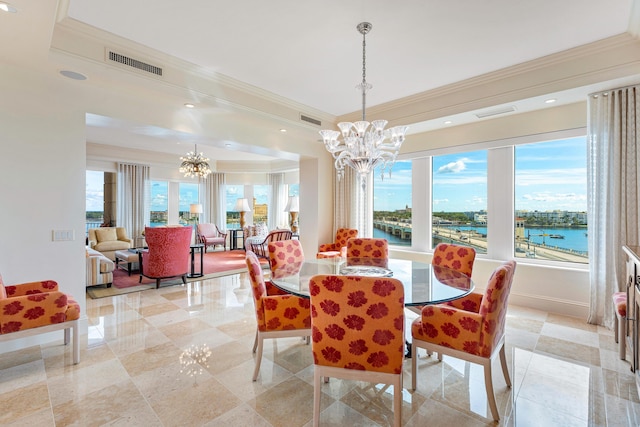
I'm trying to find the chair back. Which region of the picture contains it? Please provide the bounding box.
[245,250,268,331]
[142,226,191,277]
[478,260,517,356]
[309,274,405,374]
[266,229,293,243]
[335,228,358,248]
[432,243,476,277]
[346,238,389,259]
[197,223,216,238]
[268,240,304,279]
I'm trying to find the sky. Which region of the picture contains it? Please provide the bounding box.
[373,136,587,213]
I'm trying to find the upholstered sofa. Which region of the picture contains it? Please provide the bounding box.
[0,275,81,364]
[86,247,114,288]
[88,227,134,260]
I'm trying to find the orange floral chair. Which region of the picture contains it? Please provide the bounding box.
[410,260,517,421]
[268,239,305,279]
[197,223,227,252]
[345,238,389,267]
[139,226,192,289]
[0,275,81,364]
[316,228,358,259]
[309,274,405,427]
[432,243,476,278]
[245,250,311,381]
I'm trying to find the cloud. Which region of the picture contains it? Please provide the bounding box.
[436,159,466,174]
[433,198,449,205]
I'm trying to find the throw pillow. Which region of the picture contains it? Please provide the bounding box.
[256,223,269,237]
[95,227,117,243]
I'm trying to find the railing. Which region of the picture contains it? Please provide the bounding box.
[85,221,102,236]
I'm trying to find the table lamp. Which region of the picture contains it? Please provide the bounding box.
[234,198,251,229]
[190,204,203,224]
[284,196,299,233]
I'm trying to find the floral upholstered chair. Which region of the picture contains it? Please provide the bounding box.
[345,238,389,267]
[245,250,311,381]
[410,260,517,421]
[316,228,358,259]
[268,239,305,279]
[197,223,227,252]
[0,275,81,364]
[309,274,405,427]
[139,226,192,289]
[248,229,292,259]
[432,243,476,278]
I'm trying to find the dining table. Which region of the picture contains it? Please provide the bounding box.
[269,257,475,312]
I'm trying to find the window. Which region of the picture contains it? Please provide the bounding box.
[373,160,412,247]
[432,150,487,253]
[225,185,244,228]
[86,170,104,233]
[179,182,199,225]
[253,185,269,224]
[150,180,168,227]
[514,137,587,263]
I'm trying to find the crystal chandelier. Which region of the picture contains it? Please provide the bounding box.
[179,144,211,178]
[319,22,408,189]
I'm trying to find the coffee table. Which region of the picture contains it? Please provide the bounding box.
[114,249,140,276]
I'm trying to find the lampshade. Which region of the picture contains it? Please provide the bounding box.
[233,198,251,212]
[190,204,203,214]
[284,196,299,213]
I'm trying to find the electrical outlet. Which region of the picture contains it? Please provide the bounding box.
[52,230,75,241]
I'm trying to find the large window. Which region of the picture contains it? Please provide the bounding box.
[253,185,269,224]
[150,180,168,226]
[179,182,199,225]
[86,170,104,232]
[514,137,587,263]
[226,185,244,228]
[432,150,487,253]
[373,160,412,247]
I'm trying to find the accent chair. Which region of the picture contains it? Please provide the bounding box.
[248,229,293,259]
[432,242,476,278]
[87,226,133,260]
[197,223,227,252]
[139,226,192,289]
[316,227,358,258]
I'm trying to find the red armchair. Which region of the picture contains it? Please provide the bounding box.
[139,226,192,289]
[197,223,227,252]
[0,276,81,364]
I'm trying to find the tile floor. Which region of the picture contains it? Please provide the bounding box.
[1,273,640,426]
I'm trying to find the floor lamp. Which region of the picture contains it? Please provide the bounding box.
[284,196,299,233]
[234,198,251,229]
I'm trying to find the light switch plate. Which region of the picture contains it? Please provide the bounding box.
[52,230,75,241]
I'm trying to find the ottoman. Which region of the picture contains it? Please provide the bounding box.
[115,250,140,276]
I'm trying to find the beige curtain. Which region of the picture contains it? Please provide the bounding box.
[116,162,150,241]
[334,168,370,237]
[268,173,287,230]
[204,173,226,229]
[587,85,640,327]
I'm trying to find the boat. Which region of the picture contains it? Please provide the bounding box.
[549,234,564,239]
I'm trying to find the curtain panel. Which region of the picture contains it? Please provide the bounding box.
[268,173,287,230]
[334,168,369,237]
[204,173,226,229]
[587,85,640,327]
[116,162,150,243]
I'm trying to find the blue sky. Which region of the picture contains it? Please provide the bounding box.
[373,136,587,213]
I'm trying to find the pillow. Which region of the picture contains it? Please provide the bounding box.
[256,223,269,237]
[95,227,117,243]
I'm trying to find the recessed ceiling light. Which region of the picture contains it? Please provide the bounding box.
[0,2,17,13]
[184,103,195,108]
[225,143,231,148]
[59,70,87,81]
[545,98,557,104]
[280,129,287,133]
[444,120,452,125]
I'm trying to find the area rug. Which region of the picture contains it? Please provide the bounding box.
[87,249,267,299]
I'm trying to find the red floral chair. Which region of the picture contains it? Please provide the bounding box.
[309,274,405,427]
[197,223,227,252]
[432,243,476,278]
[0,275,81,364]
[410,260,517,421]
[248,229,292,259]
[245,250,311,381]
[346,237,388,259]
[139,226,192,289]
[265,239,305,296]
[316,228,358,259]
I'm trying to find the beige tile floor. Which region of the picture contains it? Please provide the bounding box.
[1,273,640,426]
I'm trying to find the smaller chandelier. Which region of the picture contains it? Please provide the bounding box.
[320,22,408,189]
[179,144,211,178]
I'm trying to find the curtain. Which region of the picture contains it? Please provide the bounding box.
[587,85,640,328]
[268,173,287,230]
[116,162,150,243]
[334,168,367,236]
[204,173,226,229]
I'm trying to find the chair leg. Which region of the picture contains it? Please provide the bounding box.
[313,368,321,427]
[618,313,627,360]
[411,340,417,391]
[73,322,80,364]
[499,345,511,387]
[181,275,187,285]
[393,375,402,427]
[64,326,70,345]
[614,313,619,343]
[156,279,160,289]
[252,334,264,381]
[252,329,258,353]
[483,361,500,421]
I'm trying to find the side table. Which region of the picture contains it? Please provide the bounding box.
[188,244,205,278]
[229,229,244,250]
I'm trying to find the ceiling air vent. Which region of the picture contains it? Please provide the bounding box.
[475,106,516,119]
[106,50,163,77]
[300,114,322,126]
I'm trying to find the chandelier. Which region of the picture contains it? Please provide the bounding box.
[319,22,408,189]
[179,144,211,178]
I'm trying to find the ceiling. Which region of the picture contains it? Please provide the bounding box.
[3,1,640,163]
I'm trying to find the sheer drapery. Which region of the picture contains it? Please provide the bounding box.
[268,173,287,230]
[334,168,368,236]
[204,173,226,229]
[587,85,640,328]
[116,162,150,243]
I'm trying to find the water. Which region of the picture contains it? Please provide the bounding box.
[374,225,588,253]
